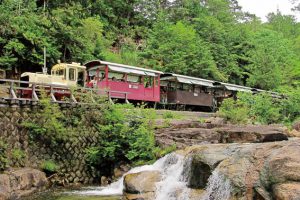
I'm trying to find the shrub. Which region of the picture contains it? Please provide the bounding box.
[218,97,250,124]
[11,148,26,166]
[85,104,161,167]
[239,92,281,124]
[163,111,176,119]
[41,160,58,174]
[22,91,67,143]
[218,92,283,125]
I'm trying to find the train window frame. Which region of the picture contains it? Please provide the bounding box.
[69,68,76,81]
[144,76,153,88]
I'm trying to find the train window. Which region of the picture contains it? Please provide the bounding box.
[167,82,176,91]
[183,84,192,91]
[155,77,159,86]
[55,70,64,76]
[194,86,200,93]
[108,72,125,81]
[127,75,139,83]
[69,68,76,81]
[177,83,183,90]
[144,77,153,88]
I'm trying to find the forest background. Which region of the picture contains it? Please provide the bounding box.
[1,0,300,92]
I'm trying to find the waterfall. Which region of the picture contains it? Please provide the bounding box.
[67,152,232,200]
[201,170,232,200]
[154,153,190,200]
[91,153,191,198]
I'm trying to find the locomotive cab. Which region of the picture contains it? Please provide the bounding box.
[50,62,86,87]
[21,62,86,87]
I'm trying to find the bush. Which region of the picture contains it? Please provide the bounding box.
[218,97,250,124]
[41,160,58,174]
[240,92,281,124]
[11,148,26,166]
[218,92,284,125]
[22,91,67,143]
[85,104,161,168]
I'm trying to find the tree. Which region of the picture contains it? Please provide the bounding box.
[143,19,224,80]
[246,29,297,90]
[0,0,60,72]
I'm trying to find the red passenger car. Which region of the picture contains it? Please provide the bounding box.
[84,60,163,103]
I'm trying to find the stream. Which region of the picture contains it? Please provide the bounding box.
[27,153,231,200]
[25,187,121,200]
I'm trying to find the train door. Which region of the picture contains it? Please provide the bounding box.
[144,76,154,100]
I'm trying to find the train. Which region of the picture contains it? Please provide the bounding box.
[2,60,280,111]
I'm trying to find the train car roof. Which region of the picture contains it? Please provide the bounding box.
[161,73,283,95]
[161,73,216,87]
[52,62,86,71]
[84,60,163,76]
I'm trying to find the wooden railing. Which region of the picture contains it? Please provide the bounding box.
[0,79,130,104]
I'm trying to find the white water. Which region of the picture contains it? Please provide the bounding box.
[201,170,232,200]
[67,153,232,200]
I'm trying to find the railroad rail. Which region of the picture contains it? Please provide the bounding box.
[0,79,129,105]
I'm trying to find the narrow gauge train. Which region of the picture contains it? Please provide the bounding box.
[10,60,279,110]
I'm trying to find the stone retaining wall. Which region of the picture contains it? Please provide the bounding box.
[0,103,102,185]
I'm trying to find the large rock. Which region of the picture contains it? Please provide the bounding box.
[156,123,288,148]
[124,170,161,194]
[292,121,300,131]
[0,168,48,200]
[124,139,300,200]
[273,183,300,200]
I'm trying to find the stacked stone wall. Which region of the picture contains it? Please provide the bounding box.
[0,102,102,185]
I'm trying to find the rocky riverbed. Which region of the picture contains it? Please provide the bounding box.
[122,139,300,200]
[155,117,289,148]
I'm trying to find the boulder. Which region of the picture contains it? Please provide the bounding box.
[113,164,130,179]
[205,117,225,125]
[0,168,48,200]
[123,170,161,194]
[0,191,8,200]
[273,183,300,200]
[156,123,289,148]
[292,121,300,131]
[0,174,11,194]
[288,129,300,137]
[217,125,288,143]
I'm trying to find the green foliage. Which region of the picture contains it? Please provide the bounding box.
[246,29,297,90]
[280,87,300,123]
[11,148,26,166]
[22,91,68,143]
[41,160,58,173]
[162,111,176,119]
[143,20,224,80]
[1,0,300,93]
[0,139,8,171]
[218,92,288,125]
[238,92,281,124]
[154,144,177,158]
[85,104,160,167]
[218,97,250,124]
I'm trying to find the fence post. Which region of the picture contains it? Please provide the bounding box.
[31,84,39,101]
[9,81,17,99]
[50,86,57,102]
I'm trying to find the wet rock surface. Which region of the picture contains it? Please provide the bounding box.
[0,168,48,200]
[123,139,300,200]
[124,170,161,194]
[155,118,289,148]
